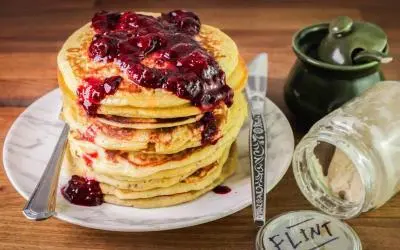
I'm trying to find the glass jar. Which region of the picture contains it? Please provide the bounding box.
[293,81,400,219]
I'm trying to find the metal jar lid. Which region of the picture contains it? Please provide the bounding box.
[256,210,362,250]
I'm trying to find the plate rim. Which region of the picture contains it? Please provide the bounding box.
[2,88,294,232]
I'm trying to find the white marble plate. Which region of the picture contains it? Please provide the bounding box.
[3,89,294,232]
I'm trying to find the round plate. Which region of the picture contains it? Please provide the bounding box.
[3,89,294,232]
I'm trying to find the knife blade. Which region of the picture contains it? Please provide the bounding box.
[245,53,268,227]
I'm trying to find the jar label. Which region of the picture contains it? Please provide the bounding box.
[260,211,361,250]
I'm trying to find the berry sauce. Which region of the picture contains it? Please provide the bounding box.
[77,76,122,116]
[61,175,104,206]
[199,112,218,144]
[213,185,231,194]
[85,10,233,113]
[82,152,98,167]
[81,125,97,143]
[82,154,93,166]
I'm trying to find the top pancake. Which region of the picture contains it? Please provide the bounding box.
[57,12,246,111]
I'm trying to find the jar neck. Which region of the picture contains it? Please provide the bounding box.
[293,121,384,219]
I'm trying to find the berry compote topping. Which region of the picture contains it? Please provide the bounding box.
[86,10,233,112]
[77,76,122,115]
[213,185,231,194]
[199,112,218,144]
[92,11,121,33]
[82,152,98,167]
[81,125,97,142]
[61,175,104,206]
[82,154,93,166]
[160,10,201,35]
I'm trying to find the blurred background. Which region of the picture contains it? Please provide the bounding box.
[1,0,399,113]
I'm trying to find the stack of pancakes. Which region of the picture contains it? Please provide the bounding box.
[57,11,248,208]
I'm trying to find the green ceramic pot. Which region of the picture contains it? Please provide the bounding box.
[284,23,388,127]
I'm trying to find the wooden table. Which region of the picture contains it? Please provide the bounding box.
[1,0,400,249]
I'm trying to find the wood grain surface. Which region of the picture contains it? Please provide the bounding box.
[1,0,400,249]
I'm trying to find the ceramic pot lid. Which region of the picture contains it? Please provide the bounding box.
[318,16,391,65]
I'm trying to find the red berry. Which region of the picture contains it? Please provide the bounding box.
[128,64,163,87]
[92,11,120,33]
[176,49,209,75]
[88,34,118,62]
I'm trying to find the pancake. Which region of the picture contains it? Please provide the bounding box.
[103,144,237,208]
[96,114,203,129]
[66,142,231,191]
[69,140,233,181]
[101,145,231,199]
[63,92,245,153]
[57,12,246,109]
[57,56,247,119]
[58,10,248,209]
[67,94,246,179]
[69,100,246,178]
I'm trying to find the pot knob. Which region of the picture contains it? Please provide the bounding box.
[318,16,391,65]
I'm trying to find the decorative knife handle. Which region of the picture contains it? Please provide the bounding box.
[249,112,267,227]
[23,123,69,221]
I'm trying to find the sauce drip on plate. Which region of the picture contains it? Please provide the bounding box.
[213,185,231,194]
[62,175,104,206]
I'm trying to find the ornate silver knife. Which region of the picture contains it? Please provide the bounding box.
[245,53,268,227]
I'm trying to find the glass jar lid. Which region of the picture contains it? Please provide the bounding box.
[256,210,362,250]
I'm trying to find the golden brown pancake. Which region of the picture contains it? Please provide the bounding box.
[102,144,237,208]
[57,56,247,119]
[65,142,231,192]
[58,10,248,208]
[62,92,246,153]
